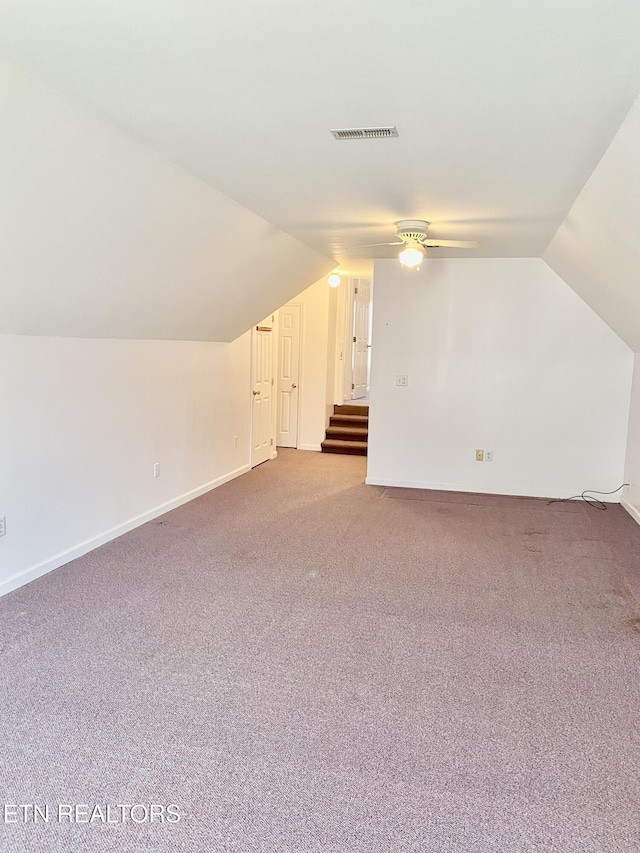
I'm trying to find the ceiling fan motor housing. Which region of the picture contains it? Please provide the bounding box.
[395,219,430,243]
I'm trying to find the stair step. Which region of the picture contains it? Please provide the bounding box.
[329,414,368,426]
[321,439,368,456]
[334,404,369,416]
[326,426,368,442]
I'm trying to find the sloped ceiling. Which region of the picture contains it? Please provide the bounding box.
[0,60,333,342]
[1,0,640,267]
[2,1,640,343]
[544,95,640,352]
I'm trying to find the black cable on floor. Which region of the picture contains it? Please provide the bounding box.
[547,483,629,511]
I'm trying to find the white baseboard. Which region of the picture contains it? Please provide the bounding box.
[298,444,322,452]
[365,476,526,495]
[621,496,640,526]
[363,476,616,502]
[0,464,251,599]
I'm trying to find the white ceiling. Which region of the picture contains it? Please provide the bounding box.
[1,0,640,274]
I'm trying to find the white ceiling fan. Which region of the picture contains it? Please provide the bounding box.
[352,220,479,268]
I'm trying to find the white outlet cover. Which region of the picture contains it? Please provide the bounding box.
[396,375,409,387]
[0,516,6,536]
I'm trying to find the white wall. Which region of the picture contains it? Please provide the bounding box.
[0,59,333,342]
[367,258,633,499]
[542,94,640,526]
[0,333,252,596]
[544,94,640,352]
[282,278,331,451]
[623,354,640,523]
[0,59,335,598]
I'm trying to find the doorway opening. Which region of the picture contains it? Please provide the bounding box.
[250,274,374,465]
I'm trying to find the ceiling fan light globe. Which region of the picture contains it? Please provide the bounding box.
[399,246,425,268]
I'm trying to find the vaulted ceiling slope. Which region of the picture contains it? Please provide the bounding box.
[544,95,640,352]
[1,0,640,265]
[0,60,333,342]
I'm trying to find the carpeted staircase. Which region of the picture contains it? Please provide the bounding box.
[321,404,368,456]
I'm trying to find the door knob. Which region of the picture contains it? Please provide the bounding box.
[253,390,261,395]
[291,383,297,389]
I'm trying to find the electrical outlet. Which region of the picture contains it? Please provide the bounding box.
[475,449,484,462]
[234,435,238,448]
[153,462,160,478]
[485,450,493,462]
[396,375,409,387]
[0,516,5,537]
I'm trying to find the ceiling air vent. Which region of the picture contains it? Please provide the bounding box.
[330,126,398,140]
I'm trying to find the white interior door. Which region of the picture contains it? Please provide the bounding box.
[251,319,274,467]
[352,279,371,399]
[277,304,301,447]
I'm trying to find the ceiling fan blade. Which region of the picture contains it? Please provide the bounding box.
[349,241,404,249]
[423,239,479,248]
